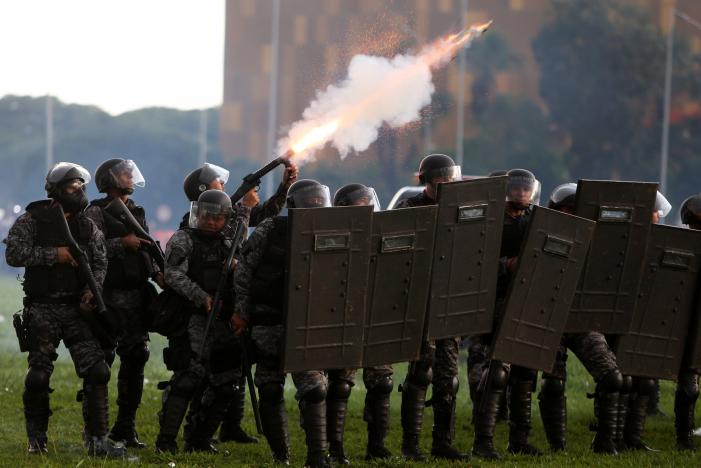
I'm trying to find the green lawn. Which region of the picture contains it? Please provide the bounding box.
[0,275,698,467]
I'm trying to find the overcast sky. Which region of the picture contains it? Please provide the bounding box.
[0,0,225,115]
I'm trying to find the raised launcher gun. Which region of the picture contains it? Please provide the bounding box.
[228,151,293,204]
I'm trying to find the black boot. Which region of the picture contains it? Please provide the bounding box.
[624,379,656,451]
[539,378,567,452]
[431,392,468,460]
[646,379,664,416]
[364,385,392,460]
[300,388,330,468]
[327,382,350,465]
[109,361,146,448]
[675,388,697,451]
[155,382,191,454]
[507,380,542,455]
[472,364,507,460]
[184,384,236,453]
[218,383,259,443]
[259,383,290,465]
[24,388,51,454]
[614,381,630,452]
[400,381,427,461]
[591,389,619,454]
[84,383,127,458]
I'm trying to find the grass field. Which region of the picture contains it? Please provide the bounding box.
[0,275,698,467]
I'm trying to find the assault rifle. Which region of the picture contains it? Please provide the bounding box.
[104,197,165,272]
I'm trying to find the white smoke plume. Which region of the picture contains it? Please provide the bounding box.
[277,22,492,164]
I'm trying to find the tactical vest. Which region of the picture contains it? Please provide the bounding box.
[250,216,288,314]
[23,200,92,298]
[186,229,231,297]
[89,197,149,289]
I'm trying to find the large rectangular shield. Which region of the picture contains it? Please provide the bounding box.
[426,176,506,340]
[362,206,438,367]
[491,206,595,372]
[283,206,373,372]
[616,225,701,379]
[565,180,657,334]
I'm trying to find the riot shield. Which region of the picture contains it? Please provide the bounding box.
[565,180,657,334]
[616,225,701,379]
[362,206,438,367]
[426,176,506,340]
[283,205,373,372]
[491,206,595,372]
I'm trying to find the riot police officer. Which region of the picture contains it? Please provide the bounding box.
[85,158,160,448]
[326,183,392,463]
[674,193,701,451]
[154,190,245,454]
[394,154,467,461]
[471,168,543,460]
[5,162,125,457]
[538,182,625,455]
[233,179,333,467]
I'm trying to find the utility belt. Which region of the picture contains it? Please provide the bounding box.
[23,294,81,306]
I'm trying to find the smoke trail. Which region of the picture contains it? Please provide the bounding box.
[278,22,491,164]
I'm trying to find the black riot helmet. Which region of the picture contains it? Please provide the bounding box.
[680,194,701,228]
[506,168,537,209]
[95,158,145,194]
[183,163,230,202]
[548,183,577,212]
[418,154,461,185]
[333,183,380,210]
[45,162,91,214]
[488,170,507,177]
[188,189,233,231]
[286,179,331,209]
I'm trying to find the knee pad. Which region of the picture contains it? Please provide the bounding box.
[540,377,565,399]
[407,362,433,387]
[25,367,50,392]
[621,375,633,393]
[599,370,623,393]
[634,378,656,397]
[258,382,285,403]
[483,364,508,391]
[679,372,700,399]
[368,376,393,396]
[125,343,150,365]
[85,361,111,385]
[302,384,327,404]
[328,379,352,400]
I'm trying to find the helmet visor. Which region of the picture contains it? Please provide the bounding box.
[199,163,230,186]
[507,176,537,205]
[424,166,462,185]
[549,183,577,208]
[109,160,145,190]
[289,185,332,209]
[336,187,381,211]
[188,201,232,229]
[47,162,91,186]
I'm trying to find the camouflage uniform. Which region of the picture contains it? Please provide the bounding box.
[5,205,113,452]
[154,226,244,453]
[85,198,156,446]
[236,217,327,465]
[395,191,463,460]
[675,368,699,450]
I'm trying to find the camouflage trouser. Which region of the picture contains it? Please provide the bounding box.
[543,332,618,382]
[466,336,489,391]
[103,288,149,362]
[410,337,460,409]
[186,314,242,387]
[25,302,105,377]
[326,365,393,390]
[251,324,327,399]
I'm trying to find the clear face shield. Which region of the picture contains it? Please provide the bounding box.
[424,166,462,186]
[288,184,332,209]
[200,163,230,189]
[47,162,91,187]
[655,191,672,219]
[337,187,381,211]
[109,160,146,191]
[188,201,232,230]
[506,176,538,207]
